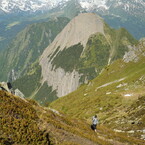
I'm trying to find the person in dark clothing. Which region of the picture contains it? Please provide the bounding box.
[7,82,12,90]
[91,115,99,132]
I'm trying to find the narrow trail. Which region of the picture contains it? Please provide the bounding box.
[95,77,126,91]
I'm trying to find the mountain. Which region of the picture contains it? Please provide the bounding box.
[38,13,137,99]
[0,90,144,144]
[2,0,145,15]
[0,17,70,81]
[80,0,145,13]
[83,0,145,39]
[0,0,145,39]
[0,12,137,105]
[0,0,77,52]
[0,0,144,52]
[0,17,70,106]
[52,0,82,19]
[50,38,145,140]
[0,0,66,13]
[0,16,47,51]
[0,90,99,144]
[9,13,137,105]
[0,0,67,51]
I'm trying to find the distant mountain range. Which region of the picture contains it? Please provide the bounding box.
[1,0,145,15]
[0,0,145,48]
[0,0,69,13]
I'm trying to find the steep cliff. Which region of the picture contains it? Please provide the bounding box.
[40,13,104,97]
[39,13,137,99]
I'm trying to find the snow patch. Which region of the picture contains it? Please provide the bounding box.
[80,0,109,10]
[106,92,111,95]
[124,94,133,97]
[114,129,125,133]
[116,83,127,88]
[127,130,135,133]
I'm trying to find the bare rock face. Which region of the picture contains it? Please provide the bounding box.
[40,13,104,59]
[0,82,11,92]
[0,82,24,98]
[41,63,81,97]
[123,38,145,63]
[39,13,104,97]
[123,45,139,63]
[14,89,25,98]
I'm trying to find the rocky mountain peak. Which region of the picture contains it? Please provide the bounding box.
[41,13,104,58]
[39,13,105,97]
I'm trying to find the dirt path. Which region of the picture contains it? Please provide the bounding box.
[95,77,126,91]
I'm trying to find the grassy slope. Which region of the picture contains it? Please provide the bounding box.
[0,90,144,145]
[50,56,145,140]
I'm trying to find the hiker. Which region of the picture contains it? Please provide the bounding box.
[91,114,99,132]
[7,82,15,94]
[7,82,12,90]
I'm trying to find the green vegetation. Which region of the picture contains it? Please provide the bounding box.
[50,55,145,140]
[78,33,110,81]
[12,62,58,106]
[0,91,51,144]
[12,62,41,97]
[52,43,83,72]
[51,25,137,84]
[103,13,145,40]
[0,17,70,81]
[104,22,138,61]
[1,90,144,145]
[34,82,58,106]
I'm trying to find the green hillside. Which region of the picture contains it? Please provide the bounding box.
[0,17,70,81]
[13,18,138,105]
[50,47,145,140]
[1,13,139,107]
[11,60,58,105]
[51,22,137,83]
[0,90,144,145]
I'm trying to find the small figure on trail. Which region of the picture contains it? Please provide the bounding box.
[91,114,99,132]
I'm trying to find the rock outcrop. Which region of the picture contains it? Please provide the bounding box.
[40,13,105,97]
[123,38,145,63]
[0,82,12,93]
[0,82,24,98]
